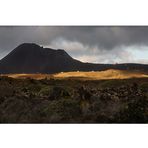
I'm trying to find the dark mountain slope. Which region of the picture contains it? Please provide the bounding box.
[0,43,148,74]
[0,43,83,73]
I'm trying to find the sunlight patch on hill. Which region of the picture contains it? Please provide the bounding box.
[53,69,148,80]
[1,69,148,80]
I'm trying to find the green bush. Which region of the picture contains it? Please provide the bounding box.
[43,99,81,122]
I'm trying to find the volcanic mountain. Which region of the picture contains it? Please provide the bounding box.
[0,43,148,74]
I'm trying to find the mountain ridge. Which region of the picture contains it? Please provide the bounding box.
[0,43,148,74]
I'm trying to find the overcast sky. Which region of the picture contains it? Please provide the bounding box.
[0,26,148,64]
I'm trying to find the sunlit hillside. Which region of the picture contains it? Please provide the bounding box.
[53,69,148,80]
[1,73,51,80]
[2,69,148,80]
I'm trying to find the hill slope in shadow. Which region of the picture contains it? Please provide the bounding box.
[0,43,148,74]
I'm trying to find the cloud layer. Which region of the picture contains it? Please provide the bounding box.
[0,26,148,63]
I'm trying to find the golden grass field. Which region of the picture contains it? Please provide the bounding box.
[1,69,148,80]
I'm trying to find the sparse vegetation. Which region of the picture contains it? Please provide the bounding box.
[0,74,148,123]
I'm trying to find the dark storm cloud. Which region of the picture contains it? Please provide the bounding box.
[0,26,148,62]
[0,26,148,50]
[61,26,148,49]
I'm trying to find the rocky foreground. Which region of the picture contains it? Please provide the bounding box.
[0,76,148,123]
